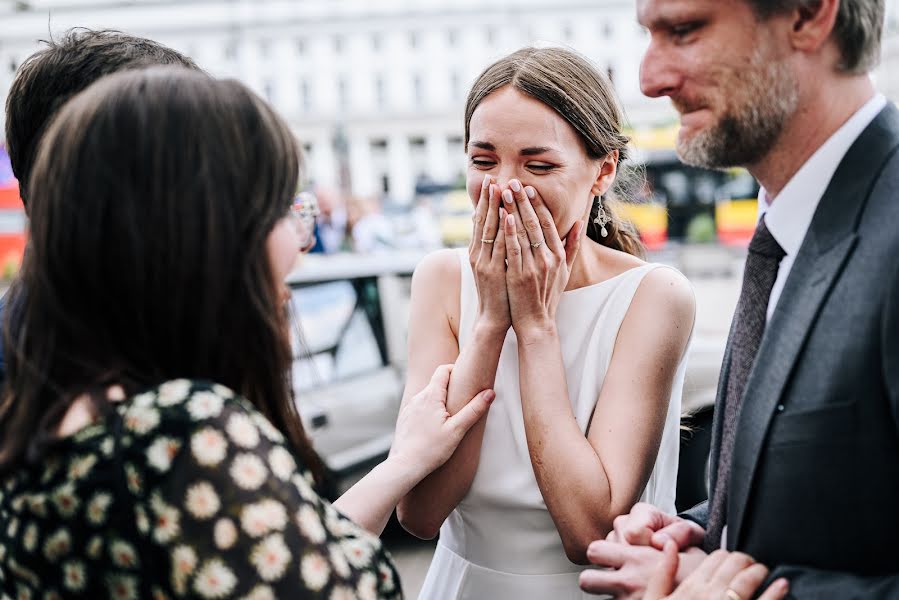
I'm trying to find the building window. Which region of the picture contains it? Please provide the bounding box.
[337,77,349,112]
[412,74,424,107]
[259,39,271,59]
[334,35,344,54]
[297,38,306,54]
[409,31,419,49]
[450,71,461,100]
[447,29,458,47]
[375,75,386,110]
[410,136,426,150]
[603,22,614,38]
[607,66,615,85]
[224,41,238,61]
[264,80,275,103]
[372,32,382,52]
[371,139,388,151]
[486,26,497,46]
[562,23,573,42]
[300,79,312,112]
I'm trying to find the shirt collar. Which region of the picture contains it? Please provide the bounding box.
[758,93,888,257]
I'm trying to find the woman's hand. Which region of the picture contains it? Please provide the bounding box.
[389,364,495,482]
[501,180,582,339]
[469,175,511,332]
[645,542,790,600]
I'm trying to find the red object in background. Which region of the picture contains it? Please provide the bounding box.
[0,181,27,275]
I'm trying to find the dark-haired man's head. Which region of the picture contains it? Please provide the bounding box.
[4,28,200,206]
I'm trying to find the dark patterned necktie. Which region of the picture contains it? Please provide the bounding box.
[704,216,786,552]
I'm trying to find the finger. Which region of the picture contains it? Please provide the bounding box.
[425,364,454,401]
[578,569,629,595]
[725,563,771,600]
[644,540,679,600]
[471,175,491,255]
[564,220,583,273]
[524,185,564,256]
[651,520,706,551]
[502,187,530,249]
[503,212,523,273]
[585,540,628,568]
[693,549,730,582]
[510,180,545,250]
[605,529,619,543]
[480,184,500,257]
[757,578,790,600]
[494,207,508,266]
[447,389,496,436]
[709,552,756,592]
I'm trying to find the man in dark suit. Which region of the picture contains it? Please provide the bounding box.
[580,0,899,598]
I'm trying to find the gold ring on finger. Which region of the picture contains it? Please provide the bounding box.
[482,238,496,244]
[530,241,543,249]
[725,589,743,600]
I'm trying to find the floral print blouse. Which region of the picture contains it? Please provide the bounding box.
[0,379,402,599]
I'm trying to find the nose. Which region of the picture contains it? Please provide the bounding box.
[640,40,681,99]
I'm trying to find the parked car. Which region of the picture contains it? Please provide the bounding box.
[288,250,722,510]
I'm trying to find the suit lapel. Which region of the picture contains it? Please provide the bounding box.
[726,103,899,548]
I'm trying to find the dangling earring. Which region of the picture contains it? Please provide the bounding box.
[593,195,611,238]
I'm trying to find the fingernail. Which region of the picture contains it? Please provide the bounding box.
[502,189,514,204]
[499,207,506,219]
[489,184,497,199]
[510,179,521,192]
[483,175,491,188]
[506,214,515,227]
[485,391,496,402]
[525,186,536,199]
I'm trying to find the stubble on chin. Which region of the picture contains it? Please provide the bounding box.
[674,52,798,170]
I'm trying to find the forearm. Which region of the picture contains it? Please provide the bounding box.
[398,320,507,537]
[333,456,423,535]
[517,328,621,562]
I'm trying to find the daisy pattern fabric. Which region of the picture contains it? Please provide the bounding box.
[0,380,402,599]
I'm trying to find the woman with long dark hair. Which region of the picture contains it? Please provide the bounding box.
[0,67,493,599]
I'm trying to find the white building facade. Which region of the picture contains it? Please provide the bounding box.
[0,0,666,204]
[1,0,896,204]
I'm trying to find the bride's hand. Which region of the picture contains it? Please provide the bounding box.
[390,365,495,480]
[501,180,582,339]
[469,174,511,332]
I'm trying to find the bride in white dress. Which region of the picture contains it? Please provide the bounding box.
[396,47,695,600]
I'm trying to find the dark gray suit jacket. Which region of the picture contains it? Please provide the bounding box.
[683,102,899,598]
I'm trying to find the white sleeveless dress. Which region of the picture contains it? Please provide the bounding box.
[417,250,687,600]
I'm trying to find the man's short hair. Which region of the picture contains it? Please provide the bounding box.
[749,0,884,75]
[4,29,200,204]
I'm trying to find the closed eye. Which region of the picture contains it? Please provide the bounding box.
[527,163,556,173]
[471,158,496,168]
[671,21,703,40]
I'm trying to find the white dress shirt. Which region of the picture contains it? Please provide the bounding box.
[758,93,887,322]
[719,92,887,549]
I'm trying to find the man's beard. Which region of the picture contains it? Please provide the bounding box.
[674,50,798,169]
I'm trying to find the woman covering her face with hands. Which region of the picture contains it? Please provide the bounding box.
[397,47,696,599]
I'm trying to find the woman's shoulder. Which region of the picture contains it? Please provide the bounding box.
[412,248,462,287]
[628,265,696,334]
[118,379,283,440]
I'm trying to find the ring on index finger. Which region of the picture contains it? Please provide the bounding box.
[530,241,543,249]
[482,238,496,244]
[725,590,744,600]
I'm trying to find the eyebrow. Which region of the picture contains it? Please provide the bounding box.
[469,141,558,156]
